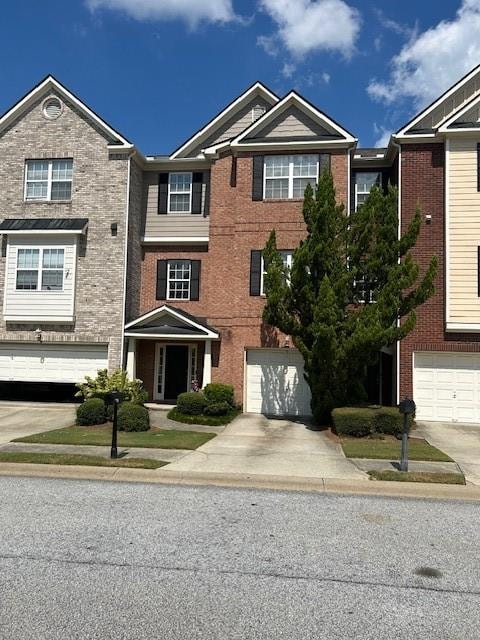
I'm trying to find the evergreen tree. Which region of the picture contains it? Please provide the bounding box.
[262,171,437,423]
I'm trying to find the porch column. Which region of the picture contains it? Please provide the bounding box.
[202,339,212,387]
[126,338,136,379]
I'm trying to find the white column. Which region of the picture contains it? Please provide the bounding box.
[202,339,212,387]
[126,338,136,379]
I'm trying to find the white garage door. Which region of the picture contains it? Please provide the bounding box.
[413,352,480,423]
[246,348,311,416]
[0,343,108,384]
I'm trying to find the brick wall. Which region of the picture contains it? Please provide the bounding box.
[399,143,480,398]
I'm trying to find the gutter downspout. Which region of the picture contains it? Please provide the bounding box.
[391,136,401,405]
[120,151,134,370]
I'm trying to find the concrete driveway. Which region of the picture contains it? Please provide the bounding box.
[416,421,480,486]
[0,402,75,445]
[166,413,366,480]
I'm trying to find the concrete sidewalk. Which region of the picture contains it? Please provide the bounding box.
[165,413,366,480]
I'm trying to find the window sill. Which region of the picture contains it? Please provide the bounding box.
[24,200,72,205]
[4,315,74,323]
[262,198,304,203]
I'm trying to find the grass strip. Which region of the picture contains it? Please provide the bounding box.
[341,436,452,462]
[368,470,465,485]
[0,452,167,469]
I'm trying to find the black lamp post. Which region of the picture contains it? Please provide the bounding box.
[398,397,416,472]
[109,390,122,459]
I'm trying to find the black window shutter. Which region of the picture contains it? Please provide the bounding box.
[191,172,203,214]
[477,144,480,192]
[190,260,201,300]
[252,156,264,201]
[319,154,331,176]
[156,260,167,300]
[250,250,262,296]
[158,173,169,214]
[203,171,210,217]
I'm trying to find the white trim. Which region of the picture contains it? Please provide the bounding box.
[124,304,219,338]
[24,159,73,203]
[347,151,351,214]
[153,342,197,400]
[438,92,480,131]
[0,76,132,149]
[126,337,136,379]
[231,92,356,147]
[120,155,131,369]
[166,259,191,301]
[202,339,212,387]
[167,171,193,214]
[125,332,212,340]
[141,236,209,244]
[4,315,74,322]
[263,155,318,200]
[445,137,451,326]
[445,323,480,332]
[232,140,354,151]
[394,140,402,405]
[396,64,480,137]
[15,246,66,293]
[170,82,279,159]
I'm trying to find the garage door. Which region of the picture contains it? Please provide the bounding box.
[0,343,108,384]
[413,352,480,423]
[246,349,311,416]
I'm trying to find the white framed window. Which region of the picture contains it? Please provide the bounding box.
[354,172,381,211]
[15,247,65,291]
[167,260,191,300]
[168,172,192,213]
[25,159,73,202]
[264,155,318,200]
[261,250,293,295]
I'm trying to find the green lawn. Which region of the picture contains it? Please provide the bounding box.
[167,407,240,426]
[13,425,216,450]
[368,470,465,485]
[0,452,166,469]
[340,435,452,462]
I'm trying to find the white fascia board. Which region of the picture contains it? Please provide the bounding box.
[396,64,480,137]
[232,140,354,151]
[392,134,438,144]
[124,332,216,340]
[141,236,209,244]
[445,323,480,333]
[170,82,279,160]
[0,76,132,148]
[231,91,356,146]
[125,305,219,338]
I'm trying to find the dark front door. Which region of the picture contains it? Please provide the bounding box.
[164,345,189,401]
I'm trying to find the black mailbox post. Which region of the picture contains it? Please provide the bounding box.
[108,391,122,459]
[398,397,416,472]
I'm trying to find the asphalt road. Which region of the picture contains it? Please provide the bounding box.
[0,478,479,639]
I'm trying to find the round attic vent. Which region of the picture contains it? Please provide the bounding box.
[43,97,63,120]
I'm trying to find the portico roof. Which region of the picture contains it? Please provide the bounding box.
[124,305,219,340]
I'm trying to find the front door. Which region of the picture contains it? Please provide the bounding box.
[164,345,190,401]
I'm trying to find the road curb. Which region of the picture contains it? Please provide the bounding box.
[0,462,479,500]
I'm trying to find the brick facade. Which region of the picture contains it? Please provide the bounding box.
[0,90,130,369]
[399,143,480,399]
[136,149,349,403]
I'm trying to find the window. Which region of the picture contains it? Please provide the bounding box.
[16,248,64,291]
[261,250,293,295]
[354,172,381,210]
[167,260,191,300]
[264,155,318,200]
[168,172,192,213]
[25,159,73,201]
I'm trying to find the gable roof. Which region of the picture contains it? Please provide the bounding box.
[230,91,357,149]
[124,304,219,339]
[396,64,480,138]
[170,81,279,159]
[0,75,133,149]
[437,90,480,132]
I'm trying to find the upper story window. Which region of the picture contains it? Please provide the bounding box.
[25,159,73,202]
[16,247,64,291]
[260,250,293,295]
[167,260,192,300]
[168,172,192,213]
[354,172,381,210]
[264,155,318,200]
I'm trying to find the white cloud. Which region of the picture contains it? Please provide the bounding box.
[322,72,330,84]
[86,0,238,28]
[259,0,361,59]
[282,62,296,78]
[373,123,391,147]
[368,0,480,107]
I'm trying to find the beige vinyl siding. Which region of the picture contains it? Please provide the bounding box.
[447,137,480,325]
[4,235,77,322]
[143,172,209,239]
[250,106,329,139]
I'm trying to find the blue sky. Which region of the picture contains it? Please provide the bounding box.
[1,0,478,153]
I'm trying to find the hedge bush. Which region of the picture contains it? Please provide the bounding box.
[332,407,375,437]
[117,402,150,432]
[203,383,234,407]
[76,398,106,426]
[177,392,208,415]
[203,401,231,416]
[374,406,413,437]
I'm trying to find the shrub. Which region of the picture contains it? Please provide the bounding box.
[203,383,235,407]
[76,398,106,426]
[203,401,231,416]
[177,392,207,415]
[76,369,148,405]
[117,402,150,432]
[374,406,413,437]
[332,407,375,437]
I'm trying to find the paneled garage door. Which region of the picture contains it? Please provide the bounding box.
[0,343,108,384]
[413,352,480,423]
[245,348,311,416]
